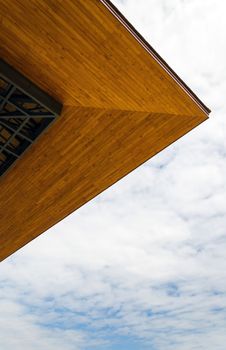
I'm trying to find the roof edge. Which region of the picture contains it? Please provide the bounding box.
[99,0,211,116]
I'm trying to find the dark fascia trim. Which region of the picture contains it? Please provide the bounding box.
[0,59,62,116]
[100,0,211,116]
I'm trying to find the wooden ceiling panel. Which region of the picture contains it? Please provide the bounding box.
[0,0,207,114]
[0,0,209,260]
[0,106,206,260]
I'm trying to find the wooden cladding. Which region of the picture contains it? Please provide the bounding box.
[0,0,209,261]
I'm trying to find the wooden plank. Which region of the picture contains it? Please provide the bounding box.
[0,0,209,260]
[0,0,207,115]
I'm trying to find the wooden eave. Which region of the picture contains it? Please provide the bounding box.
[0,0,210,261]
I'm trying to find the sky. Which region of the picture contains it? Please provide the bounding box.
[1,1,226,349]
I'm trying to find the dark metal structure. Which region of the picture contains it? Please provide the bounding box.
[0,59,62,176]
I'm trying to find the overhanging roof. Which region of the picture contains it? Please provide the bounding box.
[0,0,210,261]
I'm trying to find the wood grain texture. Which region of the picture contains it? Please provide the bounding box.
[0,0,209,261]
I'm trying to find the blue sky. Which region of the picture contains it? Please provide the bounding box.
[1,1,226,349]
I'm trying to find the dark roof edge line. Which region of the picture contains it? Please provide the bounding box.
[99,0,211,116]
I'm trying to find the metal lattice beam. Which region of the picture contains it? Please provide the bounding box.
[0,59,62,176]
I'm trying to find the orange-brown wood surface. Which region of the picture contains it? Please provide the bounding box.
[0,0,209,261]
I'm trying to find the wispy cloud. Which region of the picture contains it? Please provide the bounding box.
[1,1,226,349]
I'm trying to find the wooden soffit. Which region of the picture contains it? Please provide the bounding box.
[0,0,210,261]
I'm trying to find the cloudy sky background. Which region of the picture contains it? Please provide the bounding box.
[1,0,226,349]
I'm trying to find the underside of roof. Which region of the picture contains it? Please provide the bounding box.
[0,0,210,261]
